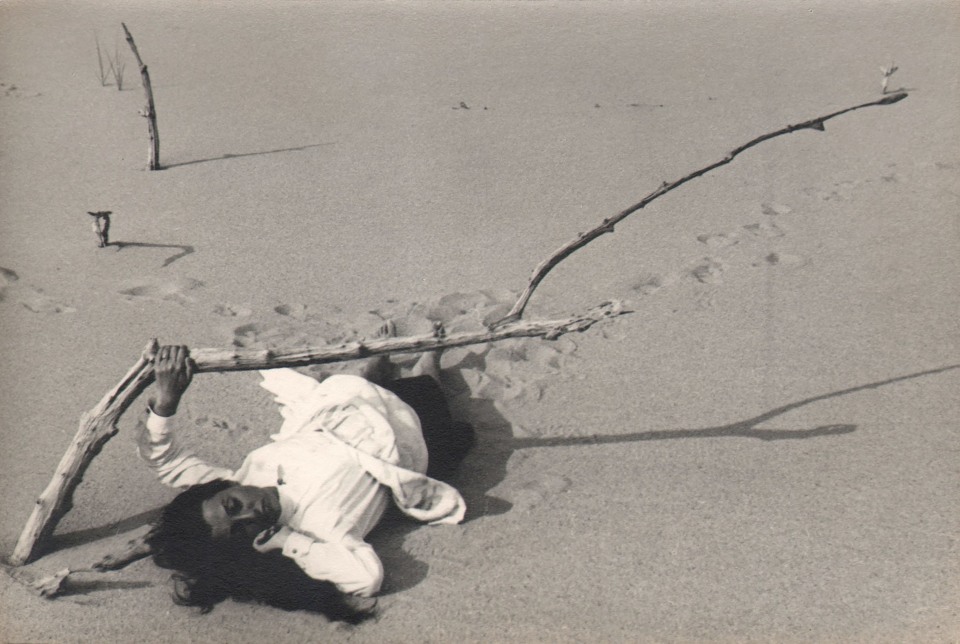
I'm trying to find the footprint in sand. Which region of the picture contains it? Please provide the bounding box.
[119,277,204,305]
[273,303,309,320]
[628,272,675,296]
[194,415,250,434]
[0,266,76,313]
[480,303,515,329]
[742,221,785,239]
[21,289,77,314]
[0,82,41,99]
[802,186,841,201]
[459,356,545,408]
[802,181,860,203]
[230,320,319,349]
[690,258,725,284]
[405,290,510,332]
[232,322,275,348]
[696,233,739,248]
[756,252,808,268]
[212,303,253,318]
[760,202,793,216]
[507,473,572,511]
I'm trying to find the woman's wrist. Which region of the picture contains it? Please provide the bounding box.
[151,395,180,417]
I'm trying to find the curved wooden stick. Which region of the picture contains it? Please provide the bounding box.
[492,92,909,328]
[10,301,628,565]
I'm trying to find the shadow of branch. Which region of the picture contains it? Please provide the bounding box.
[508,363,960,450]
[55,577,153,597]
[510,423,856,449]
[162,142,336,169]
[111,241,195,268]
[49,508,160,552]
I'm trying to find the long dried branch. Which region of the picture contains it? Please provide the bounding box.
[121,23,160,170]
[492,92,909,327]
[10,301,628,565]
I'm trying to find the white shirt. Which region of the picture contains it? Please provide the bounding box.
[137,370,466,597]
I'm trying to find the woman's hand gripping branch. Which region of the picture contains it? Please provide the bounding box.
[151,345,194,417]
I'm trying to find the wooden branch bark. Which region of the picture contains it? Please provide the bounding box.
[492,92,909,328]
[10,302,628,565]
[8,529,153,599]
[90,531,153,572]
[121,23,160,170]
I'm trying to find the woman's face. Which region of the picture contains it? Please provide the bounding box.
[201,484,282,542]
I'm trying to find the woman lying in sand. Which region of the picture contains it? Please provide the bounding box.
[137,323,474,622]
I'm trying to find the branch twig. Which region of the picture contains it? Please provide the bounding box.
[492,92,909,328]
[10,302,628,565]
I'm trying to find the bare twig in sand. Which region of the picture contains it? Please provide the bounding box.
[10,302,628,565]
[492,92,909,328]
[881,62,899,94]
[121,23,160,170]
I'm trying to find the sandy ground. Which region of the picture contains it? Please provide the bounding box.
[1,1,958,642]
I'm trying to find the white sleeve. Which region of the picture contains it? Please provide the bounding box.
[281,531,384,597]
[135,408,233,488]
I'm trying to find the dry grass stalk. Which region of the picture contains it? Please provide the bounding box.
[108,39,126,91]
[94,35,108,86]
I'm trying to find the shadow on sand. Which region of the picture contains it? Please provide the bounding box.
[51,577,154,598]
[111,241,195,268]
[161,142,336,169]
[508,363,960,450]
[48,508,161,554]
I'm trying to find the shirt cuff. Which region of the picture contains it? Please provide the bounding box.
[282,531,315,559]
[145,407,176,439]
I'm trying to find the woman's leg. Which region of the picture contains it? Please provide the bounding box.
[385,374,473,481]
[409,338,441,381]
[359,321,397,386]
[362,320,473,480]
[380,325,473,481]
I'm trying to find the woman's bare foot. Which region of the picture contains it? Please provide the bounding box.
[360,320,397,385]
[410,322,444,381]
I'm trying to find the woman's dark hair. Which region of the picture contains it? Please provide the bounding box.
[146,479,372,624]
